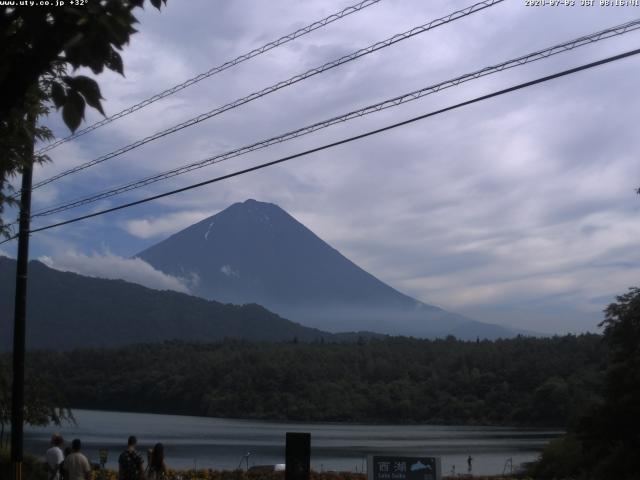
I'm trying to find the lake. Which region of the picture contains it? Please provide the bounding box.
[25,409,561,476]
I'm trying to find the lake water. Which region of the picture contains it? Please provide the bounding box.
[25,409,561,476]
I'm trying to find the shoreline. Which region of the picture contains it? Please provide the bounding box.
[56,407,566,430]
[23,409,551,476]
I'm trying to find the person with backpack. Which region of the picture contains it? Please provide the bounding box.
[45,433,64,480]
[118,436,144,480]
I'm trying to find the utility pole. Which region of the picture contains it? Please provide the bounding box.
[11,113,35,480]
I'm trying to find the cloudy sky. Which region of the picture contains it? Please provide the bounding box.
[3,0,640,334]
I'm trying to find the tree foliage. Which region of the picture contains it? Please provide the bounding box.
[0,0,167,237]
[0,359,73,448]
[14,334,606,428]
[530,287,640,479]
[578,287,640,478]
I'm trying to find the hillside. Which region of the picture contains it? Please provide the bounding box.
[0,256,335,350]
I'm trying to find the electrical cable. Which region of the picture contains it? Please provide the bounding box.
[35,0,384,155]
[26,0,504,194]
[30,18,640,218]
[1,46,636,245]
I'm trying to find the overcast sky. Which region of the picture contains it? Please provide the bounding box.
[3,0,640,334]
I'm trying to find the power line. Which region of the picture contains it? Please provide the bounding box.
[35,0,383,155]
[2,46,636,245]
[27,0,504,194]
[30,18,640,218]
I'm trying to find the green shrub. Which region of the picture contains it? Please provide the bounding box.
[526,434,583,479]
[0,446,47,480]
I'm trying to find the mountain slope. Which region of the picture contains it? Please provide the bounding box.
[0,256,334,350]
[137,199,519,339]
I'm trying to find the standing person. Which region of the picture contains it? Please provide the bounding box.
[63,439,92,480]
[63,445,73,480]
[467,455,473,474]
[46,434,64,480]
[118,436,145,480]
[147,443,168,480]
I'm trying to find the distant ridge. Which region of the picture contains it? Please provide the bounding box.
[137,199,522,339]
[0,256,341,350]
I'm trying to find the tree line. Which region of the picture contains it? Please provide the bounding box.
[2,333,606,428]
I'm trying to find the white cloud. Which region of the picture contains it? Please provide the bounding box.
[122,211,212,239]
[38,251,193,294]
[220,265,239,278]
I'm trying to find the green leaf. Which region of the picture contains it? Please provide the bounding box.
[105,49,124,75]
[150,0,164,9]
[63,32,85,50]
[68,75,105,116]
[62,90,85,133]
[50,82,66,109]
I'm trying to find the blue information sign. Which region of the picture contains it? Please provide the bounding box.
[367,456,440,480]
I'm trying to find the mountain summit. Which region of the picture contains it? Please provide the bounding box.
[137,199,518,339]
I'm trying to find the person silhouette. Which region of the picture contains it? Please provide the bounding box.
[119,436,144,480]
[146,443,168,480]
[46,434,64,480]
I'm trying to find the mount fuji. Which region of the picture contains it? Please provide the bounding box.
[137,199,520,339]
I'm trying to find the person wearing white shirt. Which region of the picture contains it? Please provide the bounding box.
[46,434,65,480]
[63,438,92,480]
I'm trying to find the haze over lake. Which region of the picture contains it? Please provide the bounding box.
[25,410,560,476]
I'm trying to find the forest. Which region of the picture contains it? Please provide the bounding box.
[6,333,606,428]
